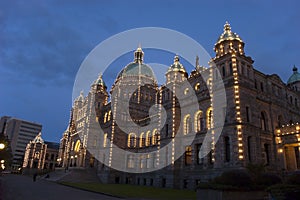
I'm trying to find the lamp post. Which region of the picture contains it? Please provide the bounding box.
[74,155,77,167]
[70,155,74,167]
[0,143,5,150]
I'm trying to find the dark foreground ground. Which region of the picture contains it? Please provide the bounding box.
[0,174,122,200]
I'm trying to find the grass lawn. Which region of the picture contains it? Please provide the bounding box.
[60,182,196,200]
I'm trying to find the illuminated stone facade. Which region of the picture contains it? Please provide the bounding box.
[59,22,300,189]
[23,133,59,171]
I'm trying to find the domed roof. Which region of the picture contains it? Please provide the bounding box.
[287,65,300,84]
[93,73,106,87]
[216,21,243,45]
[167,55,187,74]
[117,46,155,79]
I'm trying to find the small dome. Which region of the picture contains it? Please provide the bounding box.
[94,74,106,87]
[216,21,243,45]
[287,65,300,84]
[116,46,155,80]
[167,55,187,74]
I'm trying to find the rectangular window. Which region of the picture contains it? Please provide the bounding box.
[196,143,202,165]
[185,146,192,165]
[260,82,264,92]
[246,106,250,122]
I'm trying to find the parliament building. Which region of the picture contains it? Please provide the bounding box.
[58,22,300,189]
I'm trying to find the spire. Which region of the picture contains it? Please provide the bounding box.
[293,65,298,73]
[134,44,144,64]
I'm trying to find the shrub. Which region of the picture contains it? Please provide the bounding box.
[256,173,282,186]
[285,173,300,185]
[213,170,253,187]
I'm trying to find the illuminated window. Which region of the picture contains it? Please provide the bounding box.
[195,83,200,91]
[206,107,213,129]
[185,146,192,165]
[152,129,159,145]
[184,114,191,135]
[139,132,145,147]
[127,155,134,168]
[184,88,189,95]
[128,133,137,147]
[194,110,203,132]
[107,110,111,121]
[104,112,108,123]
[74,140,81,152]
[146,131,152,146]
[103,133,108,147]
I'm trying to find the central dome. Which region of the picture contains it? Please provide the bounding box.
[117,47,155,80]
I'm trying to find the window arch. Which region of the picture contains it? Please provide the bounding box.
[206,107,213,129]
[74,140,81,152]
[103,133,108,147]
[128,133,137,147]
[194,110,204,132]
[139,132,145,147]
[260,111,267,131]
[107,110,111,121]
[145,131,152,146]
[152,129,159,145]
[184,114,192,135]
[103,112,108,123]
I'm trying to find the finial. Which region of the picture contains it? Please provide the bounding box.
[134,44,144,63]
[174,55,180,63]
[196,55,199,67]
[224,21,231,32]
[80,90,84,96]
[293,65,298,72]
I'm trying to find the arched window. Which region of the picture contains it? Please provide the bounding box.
[222,66,226,77]
[107,110,111,121]
[152,129,159,145]
[194,110,203,132]
[206,107,213,129]
[74,140,81,152]
[184,115,191,135]
[128,133,137,147]
[260,112,267,131]
[103,112,108,123]
[139,132,145,147]
[103,133,108,147]
[146,131,152,146]
[224,136,230,162]
[185,146,192,165]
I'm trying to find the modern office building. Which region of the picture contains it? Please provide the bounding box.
[0,116,42,170]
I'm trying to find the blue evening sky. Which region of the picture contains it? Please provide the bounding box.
[0,0,299,142]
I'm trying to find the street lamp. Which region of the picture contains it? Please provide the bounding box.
[0,143,5,150]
